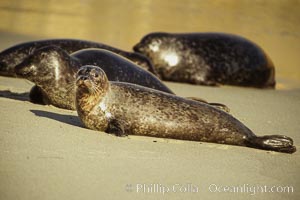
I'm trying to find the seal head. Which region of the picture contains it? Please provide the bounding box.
[15,46,77,109]
[76,66,111,131]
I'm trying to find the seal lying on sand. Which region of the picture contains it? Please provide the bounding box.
[133,32,275,88]
[14,46,172,110]
[75,65,295,154]
[15,46,229,111]
[0,38,156,77]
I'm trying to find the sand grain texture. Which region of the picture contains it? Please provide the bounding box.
[1,77,300,200]
[0,36,299,200]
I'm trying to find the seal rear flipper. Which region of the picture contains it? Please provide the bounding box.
[246,135,296,154]
[106,119,128,137]
[187,97,230,113]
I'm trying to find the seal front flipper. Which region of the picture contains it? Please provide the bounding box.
[246,135,296,154]
[29,85,44,104]
[106,119,128,137]
[187,97,230,113]
[29,85,51,105]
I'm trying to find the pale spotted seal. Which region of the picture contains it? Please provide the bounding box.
[0,38,156,77]
[133,32,275,88]
[14,46,172,110]
[75,65,295,154]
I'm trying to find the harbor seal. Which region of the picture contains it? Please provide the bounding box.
[14,46,173,110]
[75,65,295,154]
[133,32,276,88]
[15,46,229,111]
[0,38,156,77]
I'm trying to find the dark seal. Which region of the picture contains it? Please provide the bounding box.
[133,32,276,88]
[75,65,296,154]
[14,46,173,110]
[0,38,156,77]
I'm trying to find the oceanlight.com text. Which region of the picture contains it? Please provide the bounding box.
[208,183,294,195]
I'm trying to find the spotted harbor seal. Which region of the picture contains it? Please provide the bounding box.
[133,32,276,88]
[0,38,156,77]
[75,65,295,153]
[15,46,229,111]
[14,46,172,110]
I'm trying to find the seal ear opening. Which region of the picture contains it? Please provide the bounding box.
[0,61,16,77]
[246,135,296,154]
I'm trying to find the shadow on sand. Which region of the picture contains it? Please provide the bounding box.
[0,90,29,101]
[30,109,83,128]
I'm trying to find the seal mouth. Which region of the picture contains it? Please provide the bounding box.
[0,61,9,76]
[15,61,34,77]
[76,76,93,89]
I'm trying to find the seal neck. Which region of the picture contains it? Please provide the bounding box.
[75,83,110,116]
[70,57,82,71]
[76,88,97,115]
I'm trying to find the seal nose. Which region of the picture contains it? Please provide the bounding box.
[76,75,91,87]
[76,75,86,82]
[0,61,8,75]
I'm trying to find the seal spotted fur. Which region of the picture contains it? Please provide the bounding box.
[0,38,156,76]
[134,32,275,88]
[14,46,173,110]
[75,65,295,154]
[15,46,229,111]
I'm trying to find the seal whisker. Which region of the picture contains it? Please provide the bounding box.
[91,81,101,96]
[66,81,76,93]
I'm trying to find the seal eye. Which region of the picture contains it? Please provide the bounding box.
[40,52,47,59]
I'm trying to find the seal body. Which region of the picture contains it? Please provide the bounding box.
[14,46,173,110]
[75,65,295,153]
[134,32,276,88]
[0,39,156,77]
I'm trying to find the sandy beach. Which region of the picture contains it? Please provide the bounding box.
[1,1,300,199]
[0,51,299,200]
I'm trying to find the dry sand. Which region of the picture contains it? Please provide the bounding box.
[0,36,299,200]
